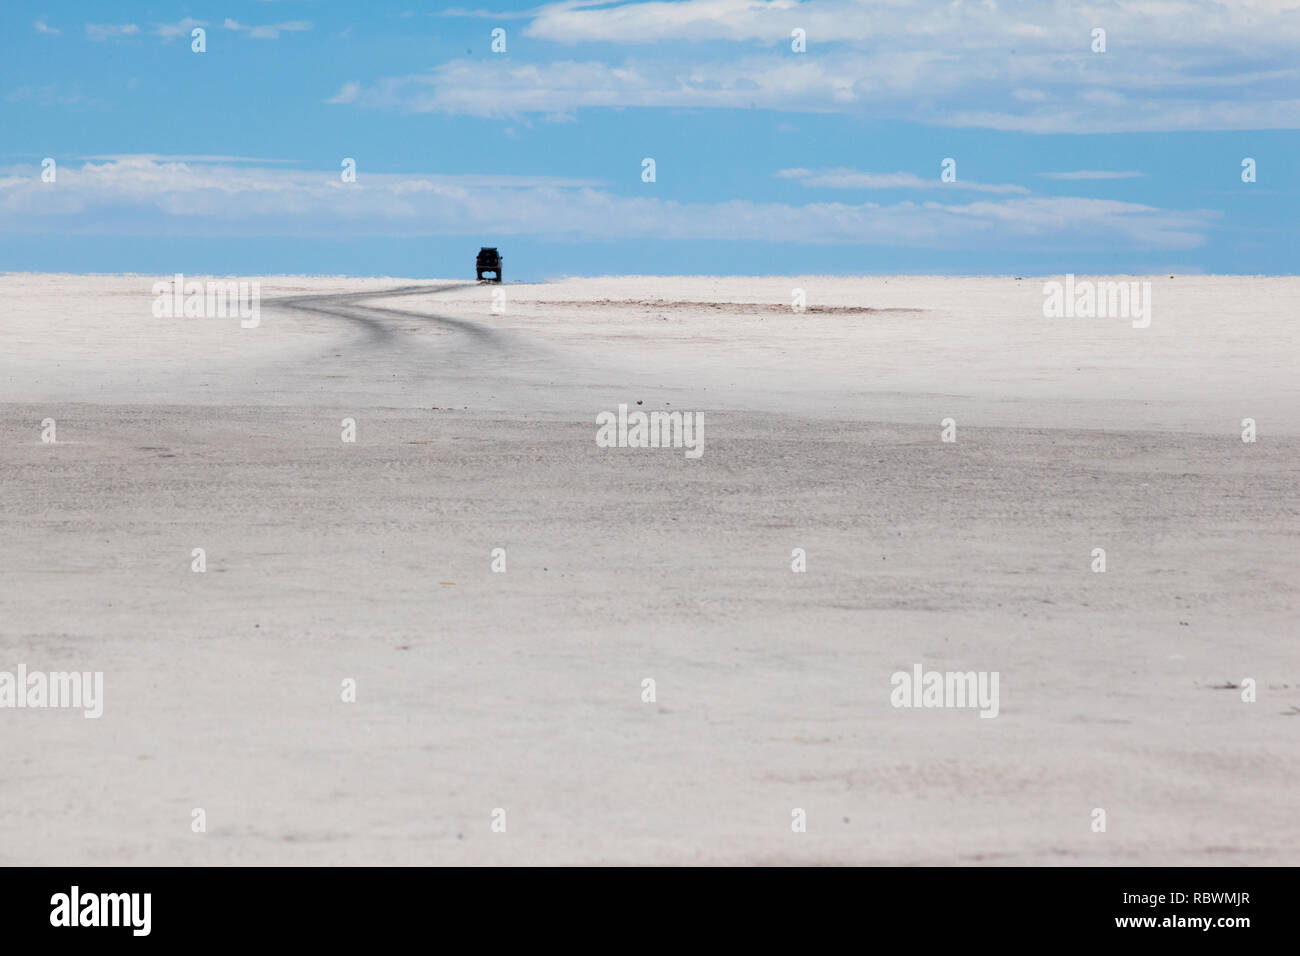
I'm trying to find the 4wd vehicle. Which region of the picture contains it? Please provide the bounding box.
[476,247,502,283]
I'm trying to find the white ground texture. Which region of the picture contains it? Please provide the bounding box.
[0,273,1296,865]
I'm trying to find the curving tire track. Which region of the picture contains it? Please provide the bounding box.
[269,282,506,350]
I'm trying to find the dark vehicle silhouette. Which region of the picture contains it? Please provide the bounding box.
[476,247,502,283]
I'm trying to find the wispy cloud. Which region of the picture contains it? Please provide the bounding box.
[326,52,1300,131]
[778,168,1030,195]
[86,23,139,42]
[78,154,305,165]
[224,19,312,39]
[1038,170,1148,181]
[34,19,60,36]
[326,56,877,117]
[5,85,104,109]
[441,5,563,19]
[521,0,1300,49]
[0,157,1217,250]
[154,19,208,42]
[327,0,1300,132]
[326,81,362,105]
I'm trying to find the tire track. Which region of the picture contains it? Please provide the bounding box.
[258,281,573,404]
[269,283,493,347]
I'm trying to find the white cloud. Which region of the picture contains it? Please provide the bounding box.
[778,168,1030,195]
[34,20,60,35]
[943,99,1300,134]
[328,56,903,116]
[1038,171,1148,181]
[326,81,362,105]
[5,85,105,109]
[0,157,1217,250]
[525,0,815,44]
[225,19,312,39]
[154,19,208,42]
[440,5,560,19]
[79,154,305,165]
[329,51,1300,130]
[327,0,1300,131]
[86,23,139,41]
[522,0,1300,49]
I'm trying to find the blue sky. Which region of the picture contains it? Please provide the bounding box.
[2,0,1297,278]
